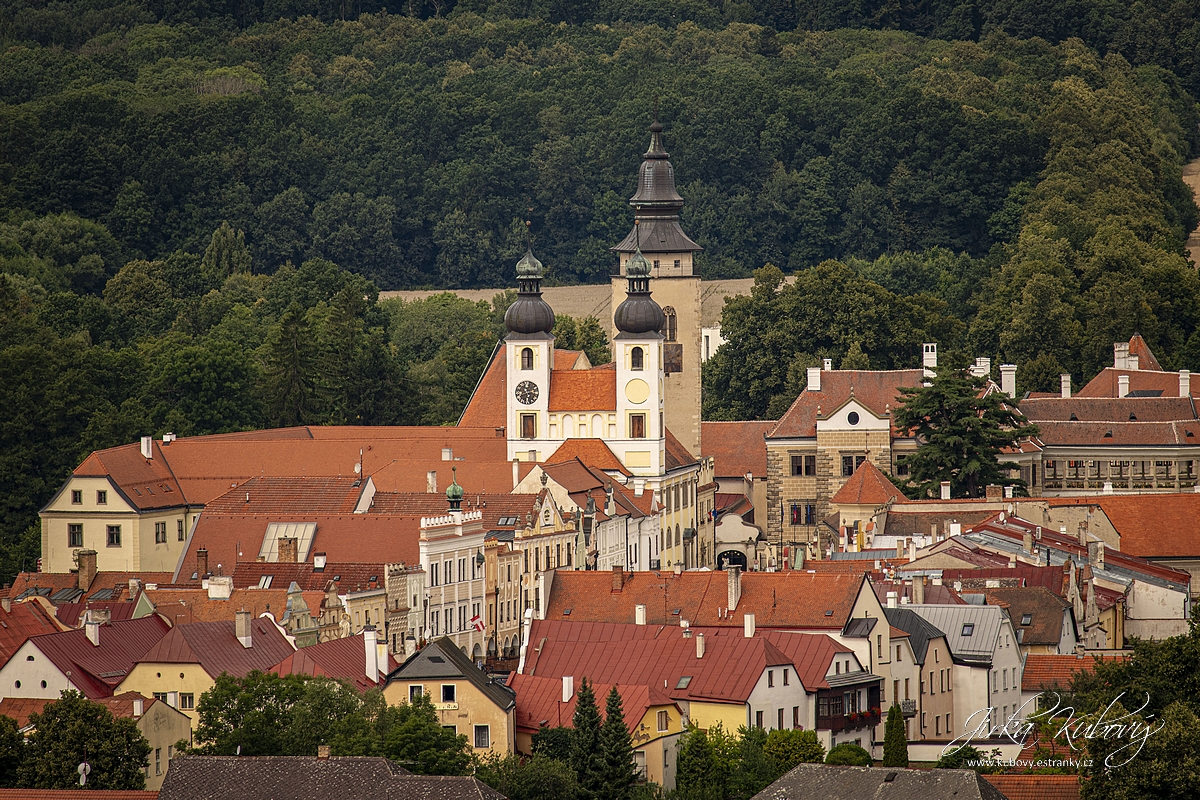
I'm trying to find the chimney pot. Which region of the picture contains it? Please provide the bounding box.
[886,591,897,609]
[823,358,833,372]
[1118,374,1130,398]
[1060,373,1072,398]
[1129,354,1139,371]
[939,481,951,501]
[236,609,252,648]
[1114,342,1130,369]
[743,613,755,638]
[696,632,706,658]
[807,367,822,392]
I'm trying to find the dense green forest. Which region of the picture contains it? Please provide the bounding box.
[4,0,1200,579]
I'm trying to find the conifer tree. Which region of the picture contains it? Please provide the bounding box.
[569,678,604,800]
[882,703,909,767]
[599,686,638,800]
[201,221,252,284]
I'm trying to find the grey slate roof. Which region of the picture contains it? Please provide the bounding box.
[908,605,1005,667]
[158,755,507,800]
[883,607,947,665]
[753,763,1007,800]
[386,637,516,711]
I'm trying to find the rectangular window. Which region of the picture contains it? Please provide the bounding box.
[410,685,423,702]
[783,669,789,686]
[156,748,161,775]
[442,684,456,703]
[877,634,882,658]
[768,670,774,687]
[71,490,82,504]
[521,414,536,439]
[630,414,646,439]
[804,503,816,525]
[155,521,167,544]
[896,645,902,661]
[153,692,168,703]
[431,611,440,636]
[842,456,855,477]
[180,693,194,710]
[68,524,83,548]
[458,557,467,582]
[178,519,185,541]
[777,708,784,730]
[905,678,910,699]
[106,525,121,547]
[790,503,802,525]
[791,456,804,476]
[657,710,669,732]
[444,561,453,584]
[793,706,800,728]
[936,716,941,735]
[474,725,490,749]
[97,490,107,504]
[895,456,910,477]
[804,455,816,476]
[755,710,764,728]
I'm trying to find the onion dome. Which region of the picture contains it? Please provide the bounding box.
[504,247,555,335]
[614,246,664,335]
[446,467,464,512]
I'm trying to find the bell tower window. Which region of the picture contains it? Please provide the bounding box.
[521,348,534,370]
[663,307,677,342]
[631,347,644,371]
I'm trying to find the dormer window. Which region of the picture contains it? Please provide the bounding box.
[521,348,534,370]
[631,347,644,371]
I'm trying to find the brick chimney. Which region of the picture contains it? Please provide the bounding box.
[77,549,98,593]
[236,609,252,648]
[612,565,625,593]
[985,485,1002,501]
[727,565,742,612]
[196,548,209,579]
[278,537,299,564]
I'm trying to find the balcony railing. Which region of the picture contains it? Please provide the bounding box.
[817,710,882,733]
[900,699,917,717]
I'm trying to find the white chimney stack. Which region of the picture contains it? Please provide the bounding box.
[235,609,252,648]
[140,436,153,459]
[743,613,755,638]
[562,675,574,702]
[728,565,742,612]
[923,343,938,376]
[1114,342,1130,369]
[635,604,647,626]
[696,633,706,658]
[133,697,144,717]
[364,625,378,684]
[807,367,822,392]
[1129,354,1139,370]
[1060,374,1072,398]
[1118,374,1130,398]
[85,620,100,647]
[314,552,327,570]
[940,481,951,501]
[1181,370,1191,397]
[886,591,898,609]
[1000,364,1017,398]
[823,358,833,372]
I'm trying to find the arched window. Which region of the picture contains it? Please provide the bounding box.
[631,347,644,371]
[663,307,677,342]
[520,348,533,370]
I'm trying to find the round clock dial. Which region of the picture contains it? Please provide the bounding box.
[515,380,540,405]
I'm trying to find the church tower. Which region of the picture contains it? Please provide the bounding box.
[504,246,555,463]
[613,244,666,476]
[611,120,703,456]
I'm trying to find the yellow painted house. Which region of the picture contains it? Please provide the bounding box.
[382,637,516,756]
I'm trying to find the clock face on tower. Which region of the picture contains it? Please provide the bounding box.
[515,380,540,405]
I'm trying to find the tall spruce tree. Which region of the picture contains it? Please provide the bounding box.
[882,703,909,767]
[599,686,638,800]
[569,678,605,800]
[891,362,1038,498]
[201,221,252,284]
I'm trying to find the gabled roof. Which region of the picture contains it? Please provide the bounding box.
[369,492,538,530]
[982,587,1071,646]
[547,439,630,475]
[459,344,599,427]
[983,774,1080,800]
[28,616,171,699]
[908,605,1005,666]
[1018,396,1197,422]
[768,369,925,439]
[6,571,173,603]
[204,477,366,515]
[548,365,617,412]
[134,617,295,680]
[830,460,909,506]
[757,763,1007,800]
[1008,419,1200,446]
[701,421,775,477]
[507,674,674,734]
[884,607,948,665]
[272,633,398,692]
[544,570,866,630]
[0,691,168,730]
[0,600,65,668]
[872,581,964,606]
[69,440,186,510]
[941,565,1071,596]
[230,562,383,592]
[55,600,137,628]
[143,588,327,623]
[1128,333,1163,370]
[1021,653,1128,692]
[387,637,515,711]
[665,428,698,470]
[1046,493,1200,559]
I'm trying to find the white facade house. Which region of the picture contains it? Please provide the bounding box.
[418,486,488,661]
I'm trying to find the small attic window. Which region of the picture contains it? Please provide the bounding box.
[1188,431,1196,438]
[333,575,341,583]
[676,676,692,689]
[257,575,273,589]
[1021,613,1032,626]
[1069,413,1078,421]
[824,610,834,616]
[1103,430,1113,438]
[562,608,572,616]
[962,623,975,636]
[190,572,198,581]
[369,575,378,583]
[671,608,681,615]
[428,656,445,663]
[1129,412,1137,421]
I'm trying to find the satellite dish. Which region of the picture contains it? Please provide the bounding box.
[78,762,90,786]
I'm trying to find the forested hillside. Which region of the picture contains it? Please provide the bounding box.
[4,0,1200,579]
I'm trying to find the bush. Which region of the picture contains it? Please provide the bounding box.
[824,743,872,766]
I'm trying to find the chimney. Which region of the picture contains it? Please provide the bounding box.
[1088,541,1105,570]
[0,598,8,613]
[278,537,298,564]
[743,613,755,638]
[1181,370,1191,397]
[1008,552,1017,568]
[562,676,574,702]
[512,460,519,489]
[673,561,683,577]
[140,436,153,459]
[1114,342,1129,369]
[923,343,938,376]
[727,565,742,612]
[635,604,646,626]
[1078,523,1088,547]
[441,447,453,461]
[1118,374,1130,398]
[913,577,925,605]
[1129,354,1139,370]
[404,634,417,659]
[1000,364,1017,398]
[1104,481,1114,494]
[940,481,951,501]
[314,552,327,570]
[985,485,1002,501]
[77,549,98,592]
[128,578,141,597]
[196,548,209,579]
[612,566,625,593]
[236,609,252,648]
[1005,486,1014,499]
[207,576,232,600]
[823,358,833,372]
[317,745,331,759]
[364,625,378,684]
[886,591,898,609]
[634,480,644,497]
[807,367,822,392]
[85,619,100,646]
[132,697,144,717]
[696,632,706,658]
[895,541,905,559]
[1060,374,1072,398]
[1023,529,1033,553]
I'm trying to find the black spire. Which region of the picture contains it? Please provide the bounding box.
[503,221,555,335]
[612,118,702,255]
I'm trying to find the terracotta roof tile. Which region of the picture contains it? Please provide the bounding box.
[272,633,398,692]
[458,343,507,428]
[135,617,294,679]
[981,587,1071,645]
[369,492,538,530]
[701,421,774,477]
[1021,653,1127,692]
[204,478,365,515]
[144,588,327,623]
[768,370,924,439]
[0,600,65,668]
[1019,396,1197,422]
[8,571,173,603]
[1128,333,1163,371]
[1077,368,1189,398]
[508,674,672,734]
[830,460,909,506]
[546,439,630,475]
[1046,493,1200,558]
[230,563,384,591]
[548,367,617,412]
[664,428,698,470]
[983,774,1079,800]
[29,616,171,699]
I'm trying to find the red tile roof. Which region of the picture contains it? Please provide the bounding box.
[1077,368,1189,398]
[1025,419,1200,445]
[983,774,1079,800]
[830,460,909,506]
[0,691,167,729]
[29,616,171,699]
[230,562,383,591]
[0,791,158,800]
[1129,333,1163,371]
[271,633,398,692]
[55,601,137,628]
[459,345,595,427]
[7,571,173,603]
[0,600,65,668]
[507,673,674,734]
[1019,396,1197,422]
[544,570,866,630]
[546,439,630,475]
[369,492,538,529]
[768,370,924,439]
[871,581,964,605]
[71,440,186,510]
[941,566,1070,596]
[1046,494,1200,558]
[1021,653,1128,692]
[134,617,295,680]
[548,366,617,412]
[664,428,698,470]
[143,588,327,623]
[701,421,775,477]
[204,477,366,515]
[982,587,1071,645]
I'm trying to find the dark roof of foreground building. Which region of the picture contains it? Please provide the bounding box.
[386,637,515,712]
[158,755,506,800]
[753,763,1007,800]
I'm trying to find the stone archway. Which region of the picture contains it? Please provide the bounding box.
[717,550,748,570]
